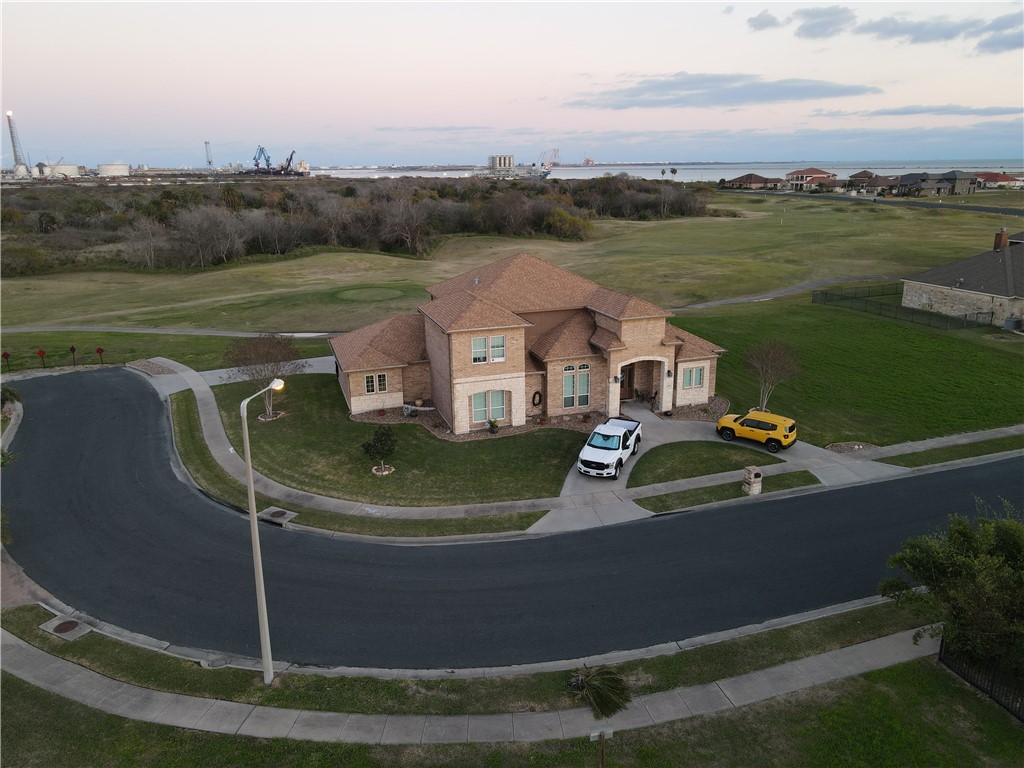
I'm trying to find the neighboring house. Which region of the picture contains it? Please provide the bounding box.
[722,173,783,190]
[785,167,837,191]
[847,171,899,194]
[901,229,1023,327]
[975,172,1023,189]
[330,254,725,434]
[897,171,978,197]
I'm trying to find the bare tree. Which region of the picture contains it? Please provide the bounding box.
[174,206,243,267]
[744,338,802,411]
[380,198,430,255]
[223,335,310,418]
[121,218,166,269]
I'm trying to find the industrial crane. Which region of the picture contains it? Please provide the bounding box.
[5,110,30,176]
[252,145,272,169]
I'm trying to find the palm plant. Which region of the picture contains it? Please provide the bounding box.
[569,664,632,718]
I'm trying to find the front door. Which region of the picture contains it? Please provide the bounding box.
[619,364,635,401]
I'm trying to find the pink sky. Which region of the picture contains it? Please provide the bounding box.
[2,1,1021,168]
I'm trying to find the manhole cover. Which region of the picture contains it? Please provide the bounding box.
[270,510,287,519]
[54,620,80,634]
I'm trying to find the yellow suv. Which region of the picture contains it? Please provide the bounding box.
[716,409,797,453]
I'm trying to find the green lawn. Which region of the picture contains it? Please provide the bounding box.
[210,375,584,506]
[4,660,1021,767]
[879,434,1024,468]
[171,389,547,536]
[636,471,821,514]
[627,441,784,488]
[676,298,1024,446]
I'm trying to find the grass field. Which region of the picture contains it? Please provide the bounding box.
[676,297,1024,446]
[0,330,329,373]
[3,194,1021,332]
[636,471,822,514]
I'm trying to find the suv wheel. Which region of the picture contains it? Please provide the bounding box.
[720,428,735,441]
[766,439,781,453]
[613,461,622,479]
[632,436,641,455]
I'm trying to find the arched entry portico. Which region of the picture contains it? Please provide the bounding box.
[608,356,672,417]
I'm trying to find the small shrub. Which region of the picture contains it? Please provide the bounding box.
[568,665,632,719]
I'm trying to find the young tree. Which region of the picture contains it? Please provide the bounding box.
[744,338,801,411]
[223,335,309,418]
[362,425,397,472]
[879,502,1023,673]
[569,664,632,718]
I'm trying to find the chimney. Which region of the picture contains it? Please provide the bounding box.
[994,227,1009,250]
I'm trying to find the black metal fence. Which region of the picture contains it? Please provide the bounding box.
[939,639,1024,722]
[811,285,994,329]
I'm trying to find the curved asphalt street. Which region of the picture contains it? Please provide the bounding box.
[4,368,1022,670]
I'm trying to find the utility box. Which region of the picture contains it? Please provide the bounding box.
[742,466,763,496]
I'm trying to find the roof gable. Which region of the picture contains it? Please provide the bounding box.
[530,311,598,361]
[425,252,670,323]
[330,314,427,372]
[419,291,531,333]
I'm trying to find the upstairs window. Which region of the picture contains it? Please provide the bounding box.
[472,337,487,364]
[472,335,507,364]
[490,335,506,362]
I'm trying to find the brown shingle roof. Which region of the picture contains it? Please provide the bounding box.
[330,314,427,372]
[418,291,531,333]
[589,326,626,351]
[425,252,670,321]
[530,311,599,361]
[664,324,726,361]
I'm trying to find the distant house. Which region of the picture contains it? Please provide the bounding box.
[975,172,1023,189]
[330,254,725,434]
[847,170,899,194]
[785,167,837,191]
[897,171,978,197]
[722,173,783,190]
[901,229,1023,327]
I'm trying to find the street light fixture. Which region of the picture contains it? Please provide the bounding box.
[240,377,285,685]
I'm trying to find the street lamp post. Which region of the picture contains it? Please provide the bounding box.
[240,377,285,685]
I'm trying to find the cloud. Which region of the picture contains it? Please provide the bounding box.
[566,72,881,110]
[747,9,782,31]
[855,8,1022,54]
[791,6,857,39]
[866,104,1022,117]
[975,11,1024,53]
[723,5,734,15]
[855,15,984,44]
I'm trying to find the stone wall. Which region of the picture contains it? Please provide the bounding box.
[903,282,1022,326]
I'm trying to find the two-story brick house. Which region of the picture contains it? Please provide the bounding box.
[330,254,725,434]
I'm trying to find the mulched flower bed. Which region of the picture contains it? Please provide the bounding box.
[350,406,606,442]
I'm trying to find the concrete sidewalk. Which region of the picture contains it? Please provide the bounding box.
[135,357,1024,536]
[0,626,939,744]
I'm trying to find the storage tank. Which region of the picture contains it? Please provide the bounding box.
[97,163,131,177]
[48,164,80,178]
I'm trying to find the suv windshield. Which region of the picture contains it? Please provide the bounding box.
[586,432,621,450]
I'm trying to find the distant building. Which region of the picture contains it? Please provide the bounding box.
[901,229,1023,327]
[785,167,837,191]
[722,173,783,190]
[897,171,977,197]
[975,172,1022,189]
